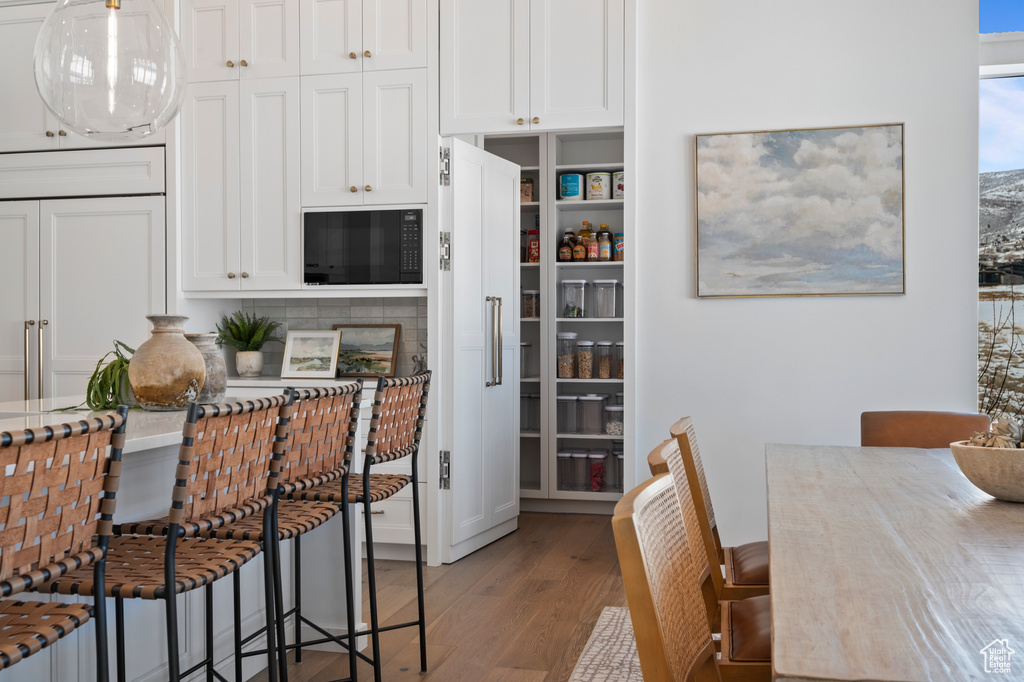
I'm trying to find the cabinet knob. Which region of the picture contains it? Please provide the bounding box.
[46,130,55,137]
[364,50,372,58]
[350,186,358,193]
[532,117,540,124]
[364,185,372,192]
[516,118,524,126]
[226,60,235,67]
[58,130,67,136]
[227,272,236,279]
[349,52,357,59]
[240,59,248,67]
[241,272,250,278]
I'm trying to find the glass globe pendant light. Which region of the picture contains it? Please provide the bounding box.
[33,0,187,140]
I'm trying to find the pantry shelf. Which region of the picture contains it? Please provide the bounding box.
[555,199,623,212]
[554,162,624,172]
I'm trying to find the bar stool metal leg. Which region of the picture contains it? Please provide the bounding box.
[362,473,383,682]
[411,460,426,673]
[115,597,126,682]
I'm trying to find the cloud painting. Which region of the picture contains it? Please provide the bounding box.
[696,124,904,297]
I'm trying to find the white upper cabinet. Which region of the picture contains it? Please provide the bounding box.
[440,0,623,135]
[182,0,299,82]
[299,0,426,75]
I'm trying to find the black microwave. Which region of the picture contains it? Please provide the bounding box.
[303,209,423,285]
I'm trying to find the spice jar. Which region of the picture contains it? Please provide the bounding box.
[521,290,539,318]
[557,451,574,491]
[595,341,613,379]
[579,395,605,434]
[576,340,594,379]
[614,341,625,379]
[557,332,578,378]
[561,279,587,318]
[520,342,532,379]
[572,452,589,491]
[604,405,624,435]
[588,450,608,491]
[557,394,579,433]
[593,280,618,318]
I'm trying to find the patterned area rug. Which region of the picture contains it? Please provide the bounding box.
[569,606,643,682]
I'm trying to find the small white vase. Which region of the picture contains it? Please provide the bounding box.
[235,350,264,378]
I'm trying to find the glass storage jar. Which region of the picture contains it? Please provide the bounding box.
[614,391,624,405]
[593,279,618,318]
[557,332,578,378]
[557,394,579,434]
[604,405,624,435]
[521,290,540,318]
[576,340,594,379]
[520,342,532,379]
[557,451,574,491]
[614,448,624,492]
[519,393,539,432]
[572,451,589,491]
[604,447,619,492]
[615,341,625,380]
[589,450,608,491]
[595,341,613,379]
[579,395,605,434]
[561,279,587,318]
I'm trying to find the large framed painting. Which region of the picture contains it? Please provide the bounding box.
[332,324,401,377]
[695,123,905,298]
[280,330,342,378]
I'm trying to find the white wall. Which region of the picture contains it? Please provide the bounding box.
[634,0,980,544]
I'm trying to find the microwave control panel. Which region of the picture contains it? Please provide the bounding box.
[400,210,422,279]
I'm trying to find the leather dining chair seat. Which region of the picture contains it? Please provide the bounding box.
[730,541,770,585]
[860,411,990,448]
[727,594,771,662]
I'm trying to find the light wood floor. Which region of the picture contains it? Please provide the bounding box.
[254,512,626,682]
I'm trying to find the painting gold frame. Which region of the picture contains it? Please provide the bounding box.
[332,324,401,377]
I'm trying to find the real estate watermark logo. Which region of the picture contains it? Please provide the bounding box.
[981,639,1015,674]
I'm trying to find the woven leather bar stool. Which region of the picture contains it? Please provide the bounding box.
[44,396,292,682]
[292,372,431,682]
[0,408,128,681]
[199,383,362,682]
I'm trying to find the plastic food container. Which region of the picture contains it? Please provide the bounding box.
[589,450,608,491]
[576,340,594,379]
[520,342,531,379]
[614,391,624,406]
[572,451,589,491]
[559,173,583,201]
[612,443,624,492]
[586,172,611,200]
[579,395,605,434]
[561,279,587,318]
[557,394,579,433]
[557,451,574,491]
[557,332,578,378]
[604,405,624,435]
[519,393,539,432]
[593,279,618,318]
[595,341,613,379]
[521,290,540,318]
[615,341,625,380]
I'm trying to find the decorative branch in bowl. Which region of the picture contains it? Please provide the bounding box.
[215,311,283,377]
[967,418,1023,449]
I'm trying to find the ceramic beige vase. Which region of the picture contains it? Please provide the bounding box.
[185,333,227,403]
[235,350,264,378]
[129,315,206,411]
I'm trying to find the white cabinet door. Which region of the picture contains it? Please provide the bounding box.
[300,73,363,206]
[181,81,242,291]
[239,77,301,290]
[0,202,40,403]
[530,0,623,130]
[439,0,529,135]
[240,0,300,79]
[363,69,427,205]
[363,0,426,71]
[0,4,59,152]
[443,138,520,561]
[182,0,240,82]
[38,197,166,400]
[299,0,362,75]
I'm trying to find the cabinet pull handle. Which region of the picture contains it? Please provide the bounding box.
[486,296,499,387]
[349,52,357,59]
[240,59,248,67]
[241,272,250,279]
[495,297,503,386]
[24,320,35,400]
[227,272,236,279]
[364,185,372,192]
[350,186,358,193]
[58,130,67,136]
[226,60,235,67]
[532,117,540,124]
[516,118,524,126]
[364,50,372,58]
[360,509,384,515]
[46,131,55,137]
[38,320,48,400]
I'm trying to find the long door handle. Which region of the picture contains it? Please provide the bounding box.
[495,296,503,386]
[24,320,35,400]
[37,320,48,400]
[486,296,498,387]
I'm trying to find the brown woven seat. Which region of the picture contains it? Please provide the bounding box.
[0,408,129,679]
[202,499,340,542]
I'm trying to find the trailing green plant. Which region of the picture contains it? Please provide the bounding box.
[53,340,136,412]
[215,311,283,352]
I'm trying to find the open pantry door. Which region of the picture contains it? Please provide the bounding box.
[439,137,520,563]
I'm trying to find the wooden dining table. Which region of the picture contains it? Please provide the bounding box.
[766,443,1024,681]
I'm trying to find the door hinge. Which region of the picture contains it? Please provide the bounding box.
[440,232,452,271]
[440,147,451,186]
[439,450,451,489]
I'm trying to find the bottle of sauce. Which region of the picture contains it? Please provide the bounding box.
[558,227,576,262]
[573,221,591,262]
[598,227,612,261]
[528,229,540,263]
[588,223,605,261]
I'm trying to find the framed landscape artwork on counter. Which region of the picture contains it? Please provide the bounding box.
[281,330,342,378]
[332,324,401,377]
[695,123,905,298]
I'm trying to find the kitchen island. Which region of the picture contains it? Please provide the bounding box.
[0,393,364,682]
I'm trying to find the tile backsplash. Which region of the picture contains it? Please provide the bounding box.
[236,297,427,378]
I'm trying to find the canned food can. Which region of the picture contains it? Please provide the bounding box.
[613,171,625,199]
[559,173,583,201]
[586,172,612,200]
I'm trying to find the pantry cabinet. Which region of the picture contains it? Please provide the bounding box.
[180,78,301,291]
[181,0,300,82]
[300,69,428,206]
[299,0,427,75]
[440,0,624,135]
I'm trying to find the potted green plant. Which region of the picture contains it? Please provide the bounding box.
[83,340,136,410]
[215,311,283,377]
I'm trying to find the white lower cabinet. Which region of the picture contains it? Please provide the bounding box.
[181,77,301,291]
[0,197,166,403]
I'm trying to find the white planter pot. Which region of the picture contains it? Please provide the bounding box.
[235,350,264,378]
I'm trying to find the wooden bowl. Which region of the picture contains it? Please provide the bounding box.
[951,441,1024,503]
